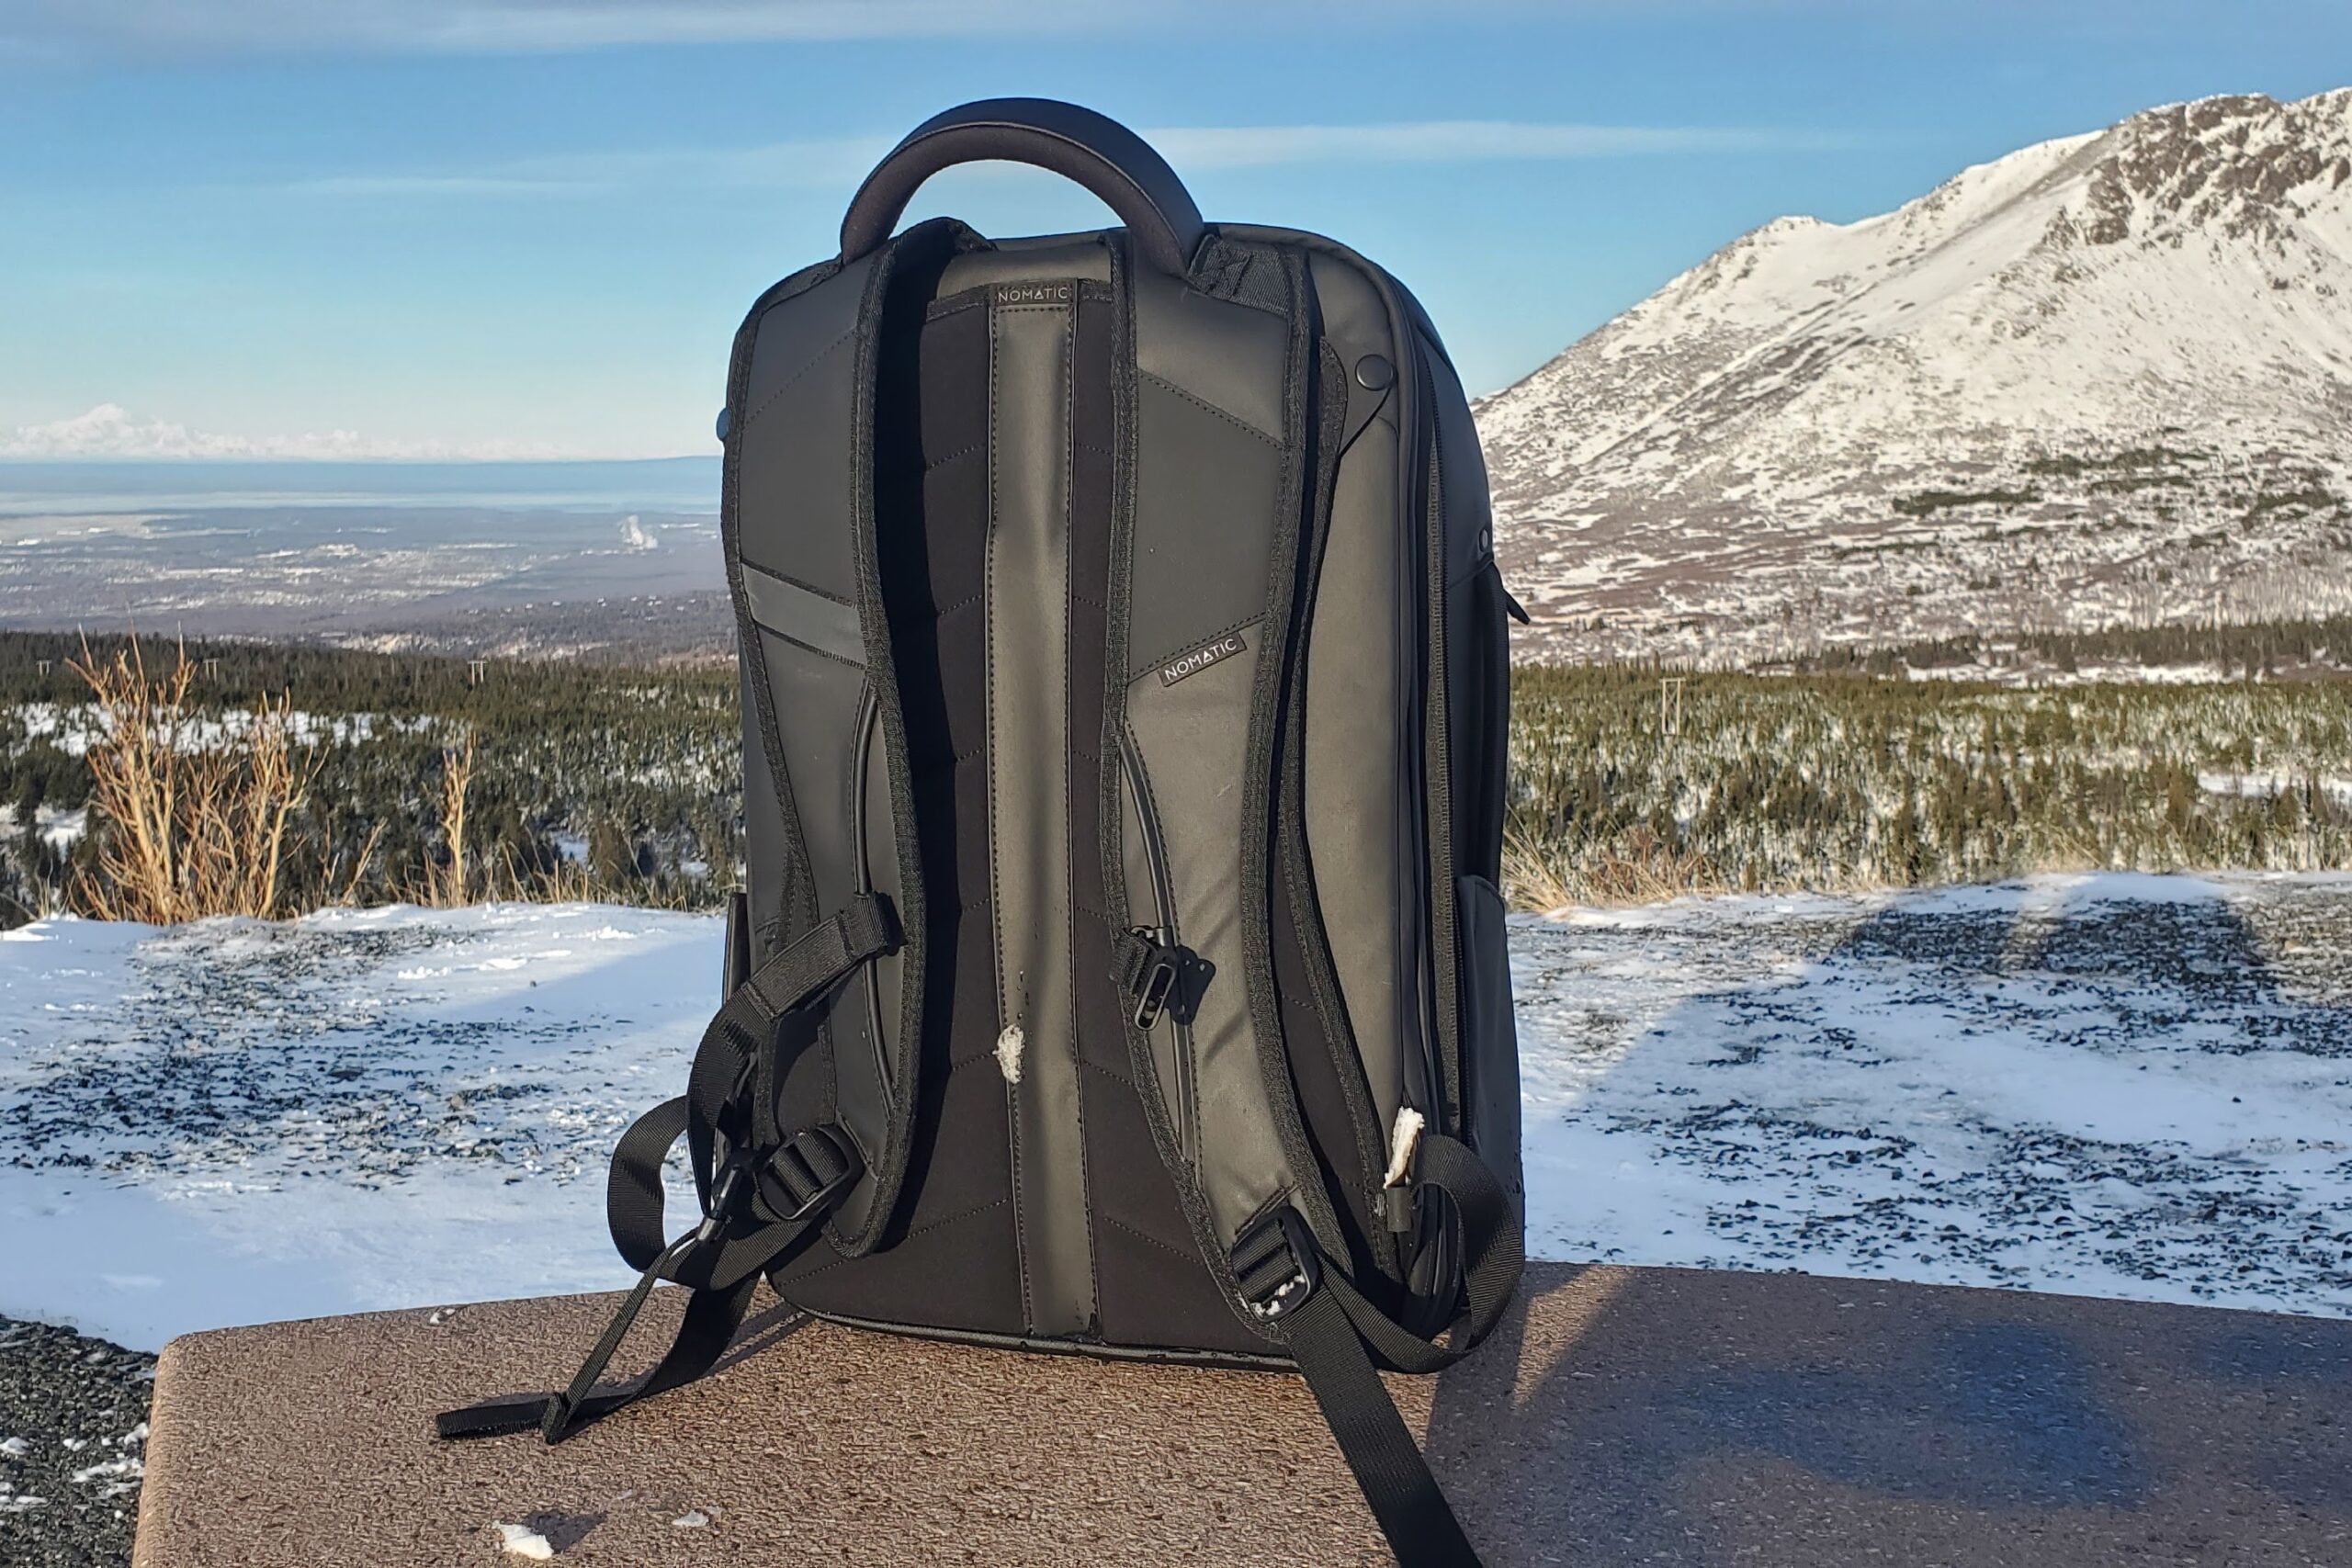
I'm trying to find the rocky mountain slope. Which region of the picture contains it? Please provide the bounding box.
[1477,89,2352,666]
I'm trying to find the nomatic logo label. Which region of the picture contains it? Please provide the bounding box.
[1159,632,1249,686]
[994,281,1074,306]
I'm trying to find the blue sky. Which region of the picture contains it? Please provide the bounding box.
[3,0,2347,460]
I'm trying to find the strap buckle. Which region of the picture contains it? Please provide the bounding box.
[757,1124,862,1223]
[1231,1208,1321,1321]
[1121,927,1190,1029]
[695,1157,757,1246]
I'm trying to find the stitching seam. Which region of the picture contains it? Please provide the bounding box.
[740,324,857,432]
[1139,369,1281,446]
[784,1198,1011,1282]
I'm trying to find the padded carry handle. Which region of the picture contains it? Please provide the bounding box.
[839,97,1205,279]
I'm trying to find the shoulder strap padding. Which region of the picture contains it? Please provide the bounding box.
[1110,239,1347,1287]
[724,231,933,1253]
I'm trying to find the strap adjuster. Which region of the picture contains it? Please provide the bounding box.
[1116,927,1192,1029]
[1134,950,1182,1029]
[1231,1209,1321,1321]
[759,1124,861,1223]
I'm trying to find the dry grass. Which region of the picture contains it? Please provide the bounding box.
[416,733,476,908]
[68,639,324,923]
[1505,824,1734,911]
[489,851,599,903]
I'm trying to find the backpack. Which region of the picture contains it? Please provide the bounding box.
[439,97,1526,1566]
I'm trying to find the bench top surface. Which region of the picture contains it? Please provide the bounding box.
[133,1262,2352,1567]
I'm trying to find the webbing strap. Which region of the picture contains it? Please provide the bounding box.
[1246,1131,1520,1566]
[434,897,895,1445]
[740,893,899,1022]
[433,1104,847,1444]
[431,1247,770,1443]
[1285,1289,1482,1566]
[1324,1132,1523,1376]
[683,893,897,1226]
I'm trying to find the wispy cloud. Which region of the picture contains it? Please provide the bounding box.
[0,404,567,460]
[1154,121,1860,167]
[8,0,1566,59]
[286,121,1853,198]
[280,136,895,197]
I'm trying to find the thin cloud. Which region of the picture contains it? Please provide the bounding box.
[1153,120,1860,167]
[287,121,1851,197]
[7,0,1552,58]
[0,403,567,460]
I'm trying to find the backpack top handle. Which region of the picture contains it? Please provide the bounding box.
[839,97,1206,280]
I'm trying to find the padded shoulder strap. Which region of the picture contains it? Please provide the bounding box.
[1112,237,1521,1567]
[724,227,944,1252]
[1106,236,1345,1279]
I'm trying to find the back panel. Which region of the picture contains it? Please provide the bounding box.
[725,220,1519,1361]
[745,233,1264,1358]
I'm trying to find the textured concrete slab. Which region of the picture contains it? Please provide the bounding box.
[134,1264,2352,1566]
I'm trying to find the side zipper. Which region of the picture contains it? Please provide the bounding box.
[1115,723,1195,1166]
[849,682,893,1099]
[1419,389,1457,1138]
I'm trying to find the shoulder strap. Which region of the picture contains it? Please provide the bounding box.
[724,224,945,1254]
[1107,235,1343,1265]
[435,892,898,1443]
[1238,1132,1521,1566]
[1112,235,1522,1567]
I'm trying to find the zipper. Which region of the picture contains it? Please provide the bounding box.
[1114,724,1195,1165]
[849,682,893,1097]
[1419,385,1457,1136]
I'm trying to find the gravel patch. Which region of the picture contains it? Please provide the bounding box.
[0,1316,153,1568]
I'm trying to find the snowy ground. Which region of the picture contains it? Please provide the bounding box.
[3,873,2348,1351]
[1518,872,2352,1319]
[0,904,713,1348]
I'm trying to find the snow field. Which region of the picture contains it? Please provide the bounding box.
[1,873,2346,1350]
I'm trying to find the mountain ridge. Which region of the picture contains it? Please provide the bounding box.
[1477,88,2352,666]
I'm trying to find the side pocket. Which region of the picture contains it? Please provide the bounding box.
[1116,726,1196,1168]
[1454,873,1523,1201]
[1467,562,1511,886]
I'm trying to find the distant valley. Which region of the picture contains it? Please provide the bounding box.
[0,458,729,660]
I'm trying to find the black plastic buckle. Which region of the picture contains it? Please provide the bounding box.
[1230,1209,1321,1321]
[1124,928,1186,1029]
[1134,955,1181,1030]
[759,1124,862,1223]
[695,1158,756,1246]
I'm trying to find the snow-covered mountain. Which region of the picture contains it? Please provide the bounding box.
[1477,89,2352,665]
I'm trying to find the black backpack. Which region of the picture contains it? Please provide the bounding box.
[441,98,1526,1566]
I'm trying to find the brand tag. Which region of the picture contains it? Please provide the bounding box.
[1159,631,1249,686]
[993,281,1074,307]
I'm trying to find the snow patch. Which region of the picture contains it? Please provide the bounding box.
[1,874,2346,1355]
[493,1521,555,1560]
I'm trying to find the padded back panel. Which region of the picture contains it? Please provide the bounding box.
[773,257,1260,1358]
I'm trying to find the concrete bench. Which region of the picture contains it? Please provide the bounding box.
[133,1263,2352,1566]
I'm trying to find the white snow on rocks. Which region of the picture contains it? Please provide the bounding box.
[0,875,2346,1352]
[0,902,718,1348]
[1518,871,2352,1316]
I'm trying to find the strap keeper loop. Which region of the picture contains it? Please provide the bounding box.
[1230,1208,1321,1321]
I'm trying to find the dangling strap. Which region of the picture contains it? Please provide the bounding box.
[1232,1132,1521,1567]
[434,895,896,1443]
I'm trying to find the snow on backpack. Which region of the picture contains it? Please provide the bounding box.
[439,98,1526,1566]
